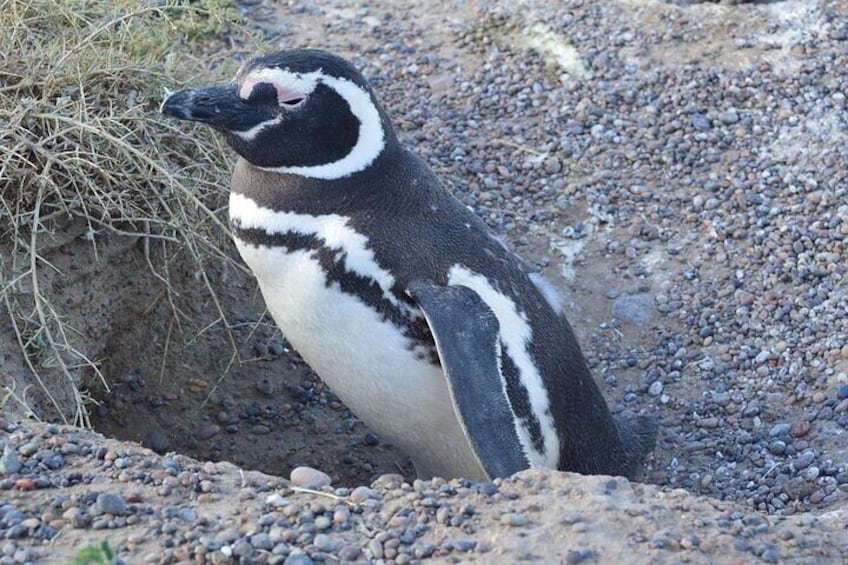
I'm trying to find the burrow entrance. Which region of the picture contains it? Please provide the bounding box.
[42,222,413,484]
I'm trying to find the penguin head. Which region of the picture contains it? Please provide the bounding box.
[161,49,396,180]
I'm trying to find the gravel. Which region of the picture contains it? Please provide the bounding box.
[3,415,845,561]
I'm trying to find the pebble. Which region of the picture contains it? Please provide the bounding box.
[338,545,360,561]
[265,493,290,508]
[251,533,273,551]
[62,507,91,529]
[500,513,528,527]
[349,485,377,502]
[566,549,597,564]
[454,539,476,552]
[195,424,221,440]
[544,157,562,174]
[290,467,331,489]
[94,493,127,515]
[313,533,341,552]
[769,423,791,438]
[612,294,654,326]
[283,553,314,565]
[790,421,811,438]
[793,451,816,471]
[717,109,739,124]
[768,441,786,455]
[0,444,20,475]
[18,443,38,457]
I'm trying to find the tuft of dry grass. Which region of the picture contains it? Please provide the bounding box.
[0,0,255,426]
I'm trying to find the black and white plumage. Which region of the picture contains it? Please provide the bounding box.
[161,49,657,480]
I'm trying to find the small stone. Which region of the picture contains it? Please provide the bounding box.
[332,507,350,525]
[790,420,811,438]
[454,539,476,552]
[1,443,20,475]
[232,539,254,558]
[368,539,383,559]
[793,451,815,471]
[12,548,33,563]
[612,294,653,326]
[837,384,848,400]
[414,543,437,558]
[363,432,380,446]
[18,442,38,457]
[313,533,341,552]
[717,109,739,124]
[474,482,498,496]
[566,549,597,564]
[784,478,814,501]
[698,417,719,428]
[544,157,562,174]
[769,423,791,437]
[283,553,314,565]
[349,486,376,502]
[648,381,663,396]
[95,492,127,516]
[251,533,273,551]
[338,545,360,561]
[21,518,40,531]
[195,423,221,440]
[372,474,404,489]
[265,493,290,507]
[290,467,331,489]
[251,425,271,435]
[500,513,528,527]
[62,507,91,528]
[13,478,35,491]
[769,440,787,455]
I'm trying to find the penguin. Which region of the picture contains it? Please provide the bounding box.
[160,49,656,481]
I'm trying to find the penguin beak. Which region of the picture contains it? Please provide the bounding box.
[160,83,261,132]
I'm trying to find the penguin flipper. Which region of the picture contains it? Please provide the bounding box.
[408,281,529,479]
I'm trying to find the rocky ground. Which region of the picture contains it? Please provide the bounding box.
[3,0,848,563]
[2,419,847,564]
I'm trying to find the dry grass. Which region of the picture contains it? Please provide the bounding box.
[0,0,255,426]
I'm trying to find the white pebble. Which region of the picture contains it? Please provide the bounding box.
[290,466,331,489]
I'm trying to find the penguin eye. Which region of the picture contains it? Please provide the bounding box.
[242,78,306,109]
[280,95,305,108]
[277,86,306,108]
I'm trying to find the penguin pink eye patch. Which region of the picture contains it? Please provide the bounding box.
[241,79,305,107]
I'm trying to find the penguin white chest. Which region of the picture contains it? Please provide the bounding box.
[231,225,486,480]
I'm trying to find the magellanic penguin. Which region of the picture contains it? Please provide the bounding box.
[161,49,657,481]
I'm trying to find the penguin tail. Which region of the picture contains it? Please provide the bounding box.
[611,412,658,480]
